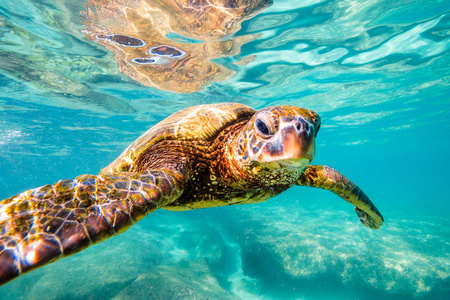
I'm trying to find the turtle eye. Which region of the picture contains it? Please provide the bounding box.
[255,118,271,136]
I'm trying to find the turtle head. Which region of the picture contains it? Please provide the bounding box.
[230,105,321,186]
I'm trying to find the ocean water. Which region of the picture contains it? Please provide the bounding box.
[0,0,449,299]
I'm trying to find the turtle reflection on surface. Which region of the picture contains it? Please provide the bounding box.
[82,0,272,93]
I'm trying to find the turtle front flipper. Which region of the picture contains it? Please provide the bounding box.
[297,165,384,229]
[0,170,183,285]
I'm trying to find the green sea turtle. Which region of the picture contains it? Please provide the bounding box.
[0,103,384,285]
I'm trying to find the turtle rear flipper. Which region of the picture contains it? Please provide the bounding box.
[297,165,384,229]
[0,170,183,285]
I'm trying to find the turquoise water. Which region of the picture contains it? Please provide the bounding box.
[0,0,449,299]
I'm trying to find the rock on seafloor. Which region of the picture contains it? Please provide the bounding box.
[234,202,450,299]
[112,262,238,300]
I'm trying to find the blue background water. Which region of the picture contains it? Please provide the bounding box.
[0,0,449,299]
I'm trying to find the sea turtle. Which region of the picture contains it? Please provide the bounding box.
[0,103,384,285]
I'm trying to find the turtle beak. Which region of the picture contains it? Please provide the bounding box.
[278,121,315,163]
[259,119,316,168]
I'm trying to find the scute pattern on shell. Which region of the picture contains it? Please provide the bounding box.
[102,103,256,173]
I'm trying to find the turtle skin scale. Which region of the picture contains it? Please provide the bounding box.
[0,103,384,285]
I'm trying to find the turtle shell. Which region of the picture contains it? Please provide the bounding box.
[102,103,256,173]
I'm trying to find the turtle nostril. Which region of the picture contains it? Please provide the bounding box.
[296,123,302,131]
[304,122,310,131]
